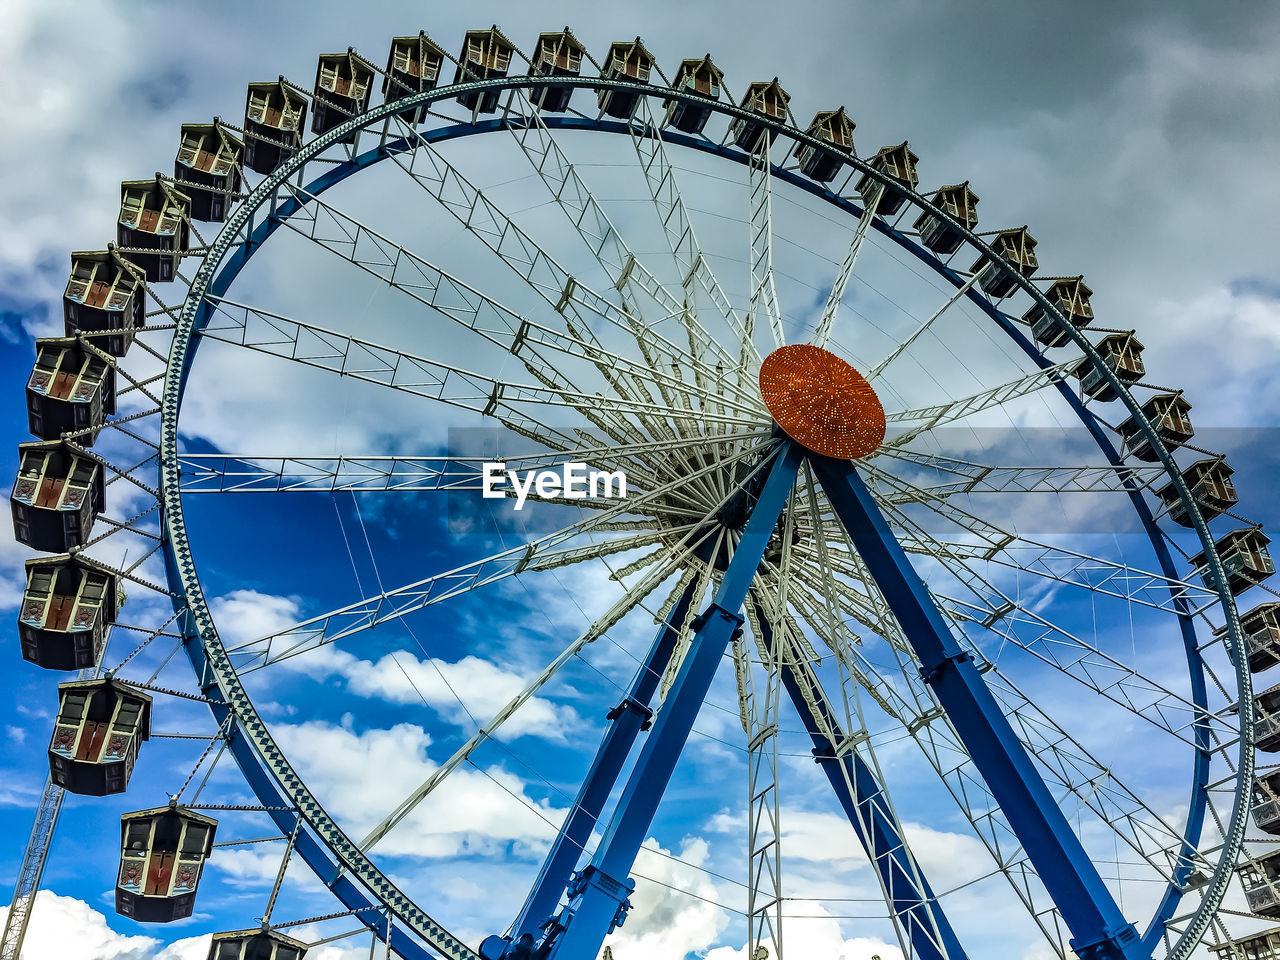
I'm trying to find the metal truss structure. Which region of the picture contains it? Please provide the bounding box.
[6,24,1275,960]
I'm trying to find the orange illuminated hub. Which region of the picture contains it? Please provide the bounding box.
[759,344,886,459]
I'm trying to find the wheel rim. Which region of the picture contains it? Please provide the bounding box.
[137,72,1252,960]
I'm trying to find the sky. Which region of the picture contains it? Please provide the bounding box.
[1,3,1279,960]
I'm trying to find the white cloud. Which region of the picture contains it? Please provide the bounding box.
[778,810,873,866]
[0,890,158,960]
[207,846,287,885]
[706,930,902,960]
[209,587,578,738]
[271,718,565,860]
[0,532,37,611]
[1146,282,1280,425]
[603,837,730,960]
[209,589,303,645]
[0,889,414,960]
[902,821,995,893]
[288,645,577,740]
[154,934,213,960]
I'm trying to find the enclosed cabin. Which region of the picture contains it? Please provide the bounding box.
[1235,603,1280,673]
[1073,331,1144,402]
[856,142,919,215]
[1157,456,1238,527]
[796,108,856,184]
[665,55,723,134]
[1024,276,1094,348]
[117,177,190,283]
[730,79,791,153]
[1257,684,1280,753]
[18,554,117,670]
[63,250,145,358]
[1190,528,1274,597]
[243,80,307,175]
[1211,928,1280,960]
[208,929,308,960]
[27,338,116,445]
[1118,392,1193,462]
[11,441,104,553]
[1240,852,1280,918]
[971,226,1037,298]
[50,677,151,795]
[913,182,979,255]
[174,123,243,222]
[528,29,586,113]
[384,33,446,125]
[453,27,515,115]
[1255,770,1280,835]
[597,38,655,119]
[311,51,374,139]
[117,804,217,923]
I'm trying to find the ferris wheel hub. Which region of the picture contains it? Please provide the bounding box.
[759,344,886,459]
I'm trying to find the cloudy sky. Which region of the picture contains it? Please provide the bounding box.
[1,3,1278,960]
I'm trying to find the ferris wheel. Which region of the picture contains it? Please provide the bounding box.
[6,23,1279,960]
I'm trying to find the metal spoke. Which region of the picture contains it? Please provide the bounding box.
[0,779,64,960]
[198,296,760,430]
[657,539,719,701]
[771,563,1082,957]
[786,476,1226,751]
[813,182,883,350]
[267,177,721,453]
[269,180,549,371]
[986,668,1197,883]
[845,482,1228,740]
[747,140,785,350]
[234,534,651,672]
[383,112,773,432]
[737,531,790,960]
[384,115,726,378]
[852,464,1217,614]
[883,361,1075,447]
[798,520,1228,749]
[232,443,773,668]
[735,608,783,960]
[873,447,1165,497]
[177,433,768,494]
[547,322,767,417]
[629,98,756,368]
[753,589,956,960]
[501,89,737,375]
[356,542,695,856]
[866,271,980,380]
[275,172,761,417]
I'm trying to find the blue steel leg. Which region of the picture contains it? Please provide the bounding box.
[498,573,704,950]
[752,604,966,960]
[810,453,1146,960]
[544,442,803,960]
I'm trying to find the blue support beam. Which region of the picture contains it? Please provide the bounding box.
[809,453,1146,960]
[752,605,966,960]
[544,442,803,960]
[497,572,705,952]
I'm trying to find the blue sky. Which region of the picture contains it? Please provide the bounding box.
[1,3,1279,960]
